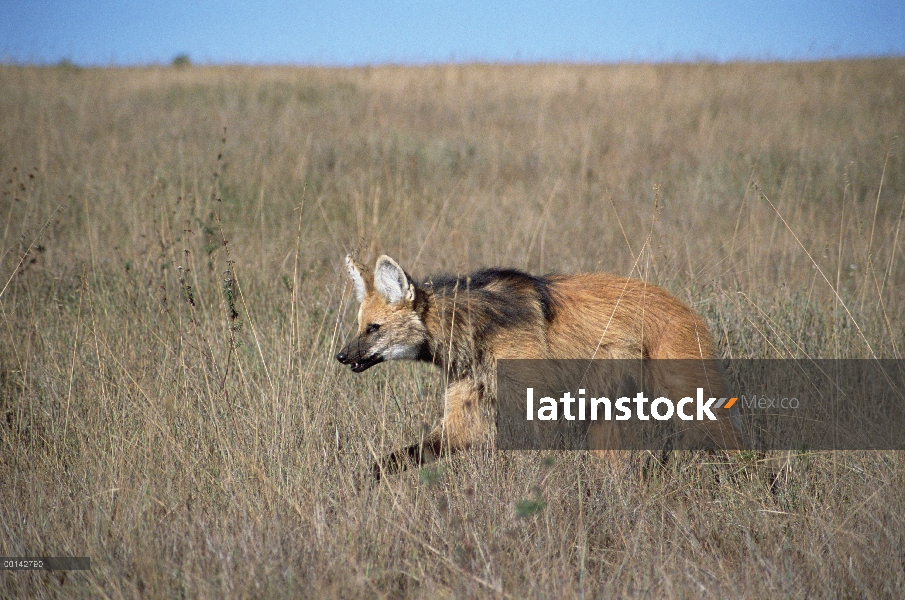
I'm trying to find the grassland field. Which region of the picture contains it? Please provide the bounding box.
[1,58,905,598]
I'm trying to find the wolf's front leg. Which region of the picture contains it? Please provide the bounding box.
[373,379,487,480]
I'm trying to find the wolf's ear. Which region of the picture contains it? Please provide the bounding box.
[374,255,416,305]
[345,255,372,302]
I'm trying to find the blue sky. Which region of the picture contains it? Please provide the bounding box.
[2,1,903,66]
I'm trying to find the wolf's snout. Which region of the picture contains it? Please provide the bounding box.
[336,342,383,373]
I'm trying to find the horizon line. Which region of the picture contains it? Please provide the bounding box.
[3,52,904,70]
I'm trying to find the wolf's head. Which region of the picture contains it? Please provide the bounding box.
[336,255,429,373]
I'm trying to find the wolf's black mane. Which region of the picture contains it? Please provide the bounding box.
[422,267,558,324]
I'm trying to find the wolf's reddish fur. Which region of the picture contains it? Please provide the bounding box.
[337,255,740,478]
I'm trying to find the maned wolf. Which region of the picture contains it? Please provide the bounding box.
[336,255,741,479]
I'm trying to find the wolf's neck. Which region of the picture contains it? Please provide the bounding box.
[421,288,482,378]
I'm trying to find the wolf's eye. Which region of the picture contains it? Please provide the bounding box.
[366,323,380,335]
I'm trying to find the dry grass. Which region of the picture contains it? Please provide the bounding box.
[1,59,905,598]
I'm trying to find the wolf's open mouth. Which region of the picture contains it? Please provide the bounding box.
[350,355,384,373]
